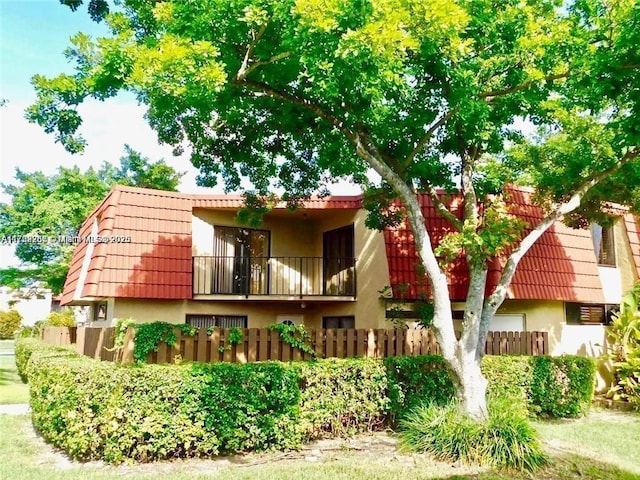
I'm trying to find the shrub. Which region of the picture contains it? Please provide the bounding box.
[17,325,41,339]
[18,338,597,464]
[28,357,217,463]
[15,337,78,382]
[0,309,22,339]
[43,309,76,327]
[605,290,640,409]
[192,361,301,453]
[296,358,389,438]
[482,355,533,415]
[529,355,596,417]
[384,355,455,423]
[399,399,546,472]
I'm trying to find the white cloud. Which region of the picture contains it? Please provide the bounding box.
[0,97,211,197]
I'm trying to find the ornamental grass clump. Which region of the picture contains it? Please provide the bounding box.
[399,398,546,472]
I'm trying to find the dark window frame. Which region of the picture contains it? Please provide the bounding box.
[92,301,107,322]
[186,314,248,329]
[322,315,355,329]
[565,303,617,325]
[592,223,616,267]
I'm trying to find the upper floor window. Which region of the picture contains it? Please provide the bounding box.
[591,223,616,266]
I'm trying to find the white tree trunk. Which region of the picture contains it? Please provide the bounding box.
[450,351,489,420]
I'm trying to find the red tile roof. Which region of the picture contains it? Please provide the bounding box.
[62,184,638,306]
[61,187,364,305]
[192,195,363,209]
[61,187,193,304]
[383,187,610,303]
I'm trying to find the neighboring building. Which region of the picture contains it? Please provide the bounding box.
[61,185,640,361]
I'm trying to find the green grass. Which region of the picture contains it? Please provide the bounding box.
[533,408,640,477]
[0,340,30,405]
[0,409,639,479]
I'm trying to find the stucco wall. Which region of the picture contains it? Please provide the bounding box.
[497,299,613,390]
[616,217,639,295]
[112,297,386,329]
[184,207,390,329]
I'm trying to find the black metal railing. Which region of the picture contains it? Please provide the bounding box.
[192,256,356,297]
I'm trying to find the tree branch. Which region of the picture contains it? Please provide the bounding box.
[404,107,458,166]
[478,146,640,356]
[235,78,356,142]
[478,72,570,101]
[236,23,268,81]
[238,51,292,80]
[353,131,458,361]
[424,185,463,231]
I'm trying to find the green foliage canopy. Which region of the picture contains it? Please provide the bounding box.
[31,0,640,216]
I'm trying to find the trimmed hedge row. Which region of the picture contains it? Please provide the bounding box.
[17,339,596,464]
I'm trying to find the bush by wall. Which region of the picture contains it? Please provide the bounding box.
[16,338,597,464]
[43,309,76,327]
[482,355,533,414]
[192,362,301,453]
[0,309,22,339]
[529,355,596,417]
[296,358,389,438]
[15,337,76,382]
[384,355,455,423]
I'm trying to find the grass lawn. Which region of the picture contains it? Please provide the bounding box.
[0,409,638,480]
[0,340,30,405]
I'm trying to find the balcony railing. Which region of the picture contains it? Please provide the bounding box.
[193,256,356,297]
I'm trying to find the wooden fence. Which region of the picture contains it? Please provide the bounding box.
[40,326,122,361]
[40,326,76,346]
[39,326,549,364]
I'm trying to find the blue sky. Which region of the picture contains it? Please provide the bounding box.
[0,1,202,268]
[1,1,109,103]
[0,1,200,191]
[0,1,358,269]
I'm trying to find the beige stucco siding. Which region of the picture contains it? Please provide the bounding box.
[112,298,385,329]
[616,218,639,295]
[185,207,390,328]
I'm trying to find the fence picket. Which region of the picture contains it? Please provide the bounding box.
[42,326,550,364]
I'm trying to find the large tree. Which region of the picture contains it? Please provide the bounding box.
[0,146,183,293]
[28,0,640,420]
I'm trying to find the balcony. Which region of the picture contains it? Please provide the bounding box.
[193,256,356,299]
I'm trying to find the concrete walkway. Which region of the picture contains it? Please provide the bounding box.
[0,404,30,415]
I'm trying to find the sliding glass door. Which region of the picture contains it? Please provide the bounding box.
[212,226,270,294]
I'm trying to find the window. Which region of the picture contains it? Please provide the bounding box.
[591,223,616,266]
[186,314,248,329]
[212,226,270,294]
[565,303,616,325]
[92,302,107,322]
[323,225,355,296]
[322,316,355,328]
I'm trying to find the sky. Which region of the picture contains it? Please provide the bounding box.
[0,0,206,195]
[0,1,358,269]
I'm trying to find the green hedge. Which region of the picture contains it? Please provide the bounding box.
[15,337,77,383]
[17,338,596,464]
[384,355,455,423]
[296,358,389,438]
[529,355,596,417]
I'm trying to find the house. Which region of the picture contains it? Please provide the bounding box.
[61,185,640,360]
